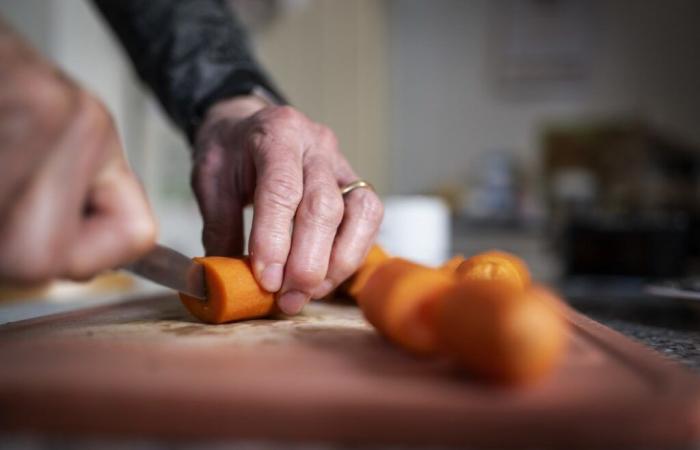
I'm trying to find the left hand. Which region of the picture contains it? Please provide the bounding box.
[191,96,383,315]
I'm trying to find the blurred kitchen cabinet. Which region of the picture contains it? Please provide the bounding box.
[542,121,700,277]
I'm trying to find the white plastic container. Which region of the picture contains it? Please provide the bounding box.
[377,195,451,267]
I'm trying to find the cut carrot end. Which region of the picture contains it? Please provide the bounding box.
[179,257,275,324]
[455,250,531,290]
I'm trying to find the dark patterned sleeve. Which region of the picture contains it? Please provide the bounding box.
[92,0,285,142]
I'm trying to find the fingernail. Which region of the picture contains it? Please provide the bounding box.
[278,290,308,315]
[260,263,283,292]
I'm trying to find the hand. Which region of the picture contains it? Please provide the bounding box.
[192,96,383,314]
[0,22,156,284]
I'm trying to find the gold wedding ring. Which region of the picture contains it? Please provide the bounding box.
[340,179,374,196]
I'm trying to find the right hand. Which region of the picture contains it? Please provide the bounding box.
[0,21,156,285]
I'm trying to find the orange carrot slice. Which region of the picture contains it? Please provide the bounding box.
[179,257,275,324]
[357,257,455,355]
[347,244,391,299]
[437,280,568,385]
[439,254,465,274]
[456,250,530,290]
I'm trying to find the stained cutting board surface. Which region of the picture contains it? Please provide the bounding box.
[0,295,699,449]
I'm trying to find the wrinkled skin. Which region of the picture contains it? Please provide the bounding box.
[0,21,156,284]
[0,19,383,315]
[193,97,384,314]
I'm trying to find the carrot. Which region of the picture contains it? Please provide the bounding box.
[357,258,455,355]
[179,257,275,324]
[346,244,391,299]
[436,279,568,385]
[455,250,530,290]
[439,254,465,274]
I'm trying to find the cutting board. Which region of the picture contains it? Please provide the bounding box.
[1,294,699,449]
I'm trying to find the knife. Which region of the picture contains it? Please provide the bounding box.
[645,281,700,301]
[121,244,207,300]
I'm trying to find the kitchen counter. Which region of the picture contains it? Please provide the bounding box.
[568,293,700,371]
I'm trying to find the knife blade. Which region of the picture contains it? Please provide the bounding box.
[122,244,207,300]
[645,284,700,301]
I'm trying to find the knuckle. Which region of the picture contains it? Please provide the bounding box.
[263,172,303,212]
[248,128,270,152]
[356,190,384,223]
[125,214,158,255]
[300,189,344,228]
[252,132,285,160]
[317,125,339,150]
[271,105,300,123]
[265,106,310,135]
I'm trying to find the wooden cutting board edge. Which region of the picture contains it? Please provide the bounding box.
[1,295,700,449]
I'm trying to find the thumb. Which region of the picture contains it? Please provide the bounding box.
[64,160,157,280]
[191,149,245,257]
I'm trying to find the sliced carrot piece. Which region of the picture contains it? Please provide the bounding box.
[357,258,455,355]
[346,244,391,299]
[436,280,568,385]
[439,254,465,274]
[455,250,530,290]
[179,257,275,324]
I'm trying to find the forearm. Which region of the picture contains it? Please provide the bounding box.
[92,0,285,142]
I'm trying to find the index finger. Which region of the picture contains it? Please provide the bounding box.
[248,137,304,293]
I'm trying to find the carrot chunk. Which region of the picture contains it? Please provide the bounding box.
[346,244,391,299]
[357,258,455,355]
[436,280,568,385]
[456,250,530,290]
[179,257,275,324]
[439,255,465,274]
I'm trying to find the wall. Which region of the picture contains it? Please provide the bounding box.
[252,0,390,194]
[388,0,700,194]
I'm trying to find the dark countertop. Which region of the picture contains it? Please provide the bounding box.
[567,292,700,371]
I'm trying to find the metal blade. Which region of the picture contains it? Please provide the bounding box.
[122,244,207,300]
[645,284,700,301]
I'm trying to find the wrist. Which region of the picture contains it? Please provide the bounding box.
[195,94,269,144]
[210,94,269,121]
